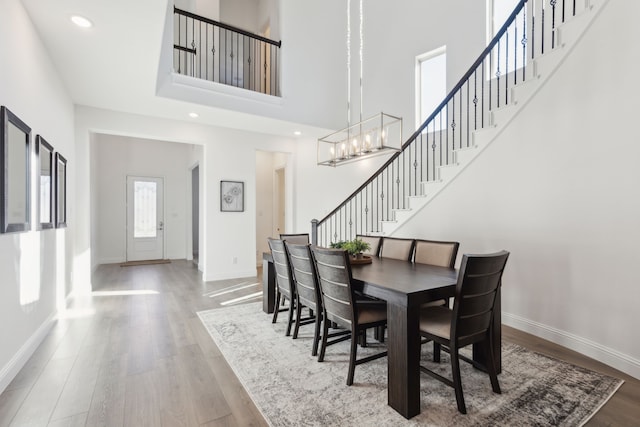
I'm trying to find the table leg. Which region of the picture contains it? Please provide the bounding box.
[386,303,421,419]
[262,257,275,314]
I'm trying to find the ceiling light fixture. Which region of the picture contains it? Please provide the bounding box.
[317,0,402,167]
[70,15,93,28]
[189,112,199,118]
[294,131,302,136]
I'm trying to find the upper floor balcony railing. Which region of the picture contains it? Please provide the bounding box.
[173,7,281,97]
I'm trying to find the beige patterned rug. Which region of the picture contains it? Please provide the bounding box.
[198,302,623,427]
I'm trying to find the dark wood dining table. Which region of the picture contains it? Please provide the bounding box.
[262,253,502,419]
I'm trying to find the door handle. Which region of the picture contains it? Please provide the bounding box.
[158,221,164,231]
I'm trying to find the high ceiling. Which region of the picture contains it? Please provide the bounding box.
[20,0,319,138]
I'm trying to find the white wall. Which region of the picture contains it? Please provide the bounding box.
[0,0,74,393]
[220,0,259,32]
[93,135,192,263]
[388,1,640,379]
[255,150,275,264]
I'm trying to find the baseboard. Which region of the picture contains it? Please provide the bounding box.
[97,256,125,265]
[0,313,57,394]
[503,312,640,380]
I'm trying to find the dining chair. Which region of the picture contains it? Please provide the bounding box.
[379,237,415,261]
[280,233,310,245]
[414,239,460,308]
[310,246,388,385]
[418,250,510,414]
[267,238,297,336]
[284,242,323,355]
[355,234,382,257]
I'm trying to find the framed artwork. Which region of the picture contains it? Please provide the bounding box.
[36,135,54,230]
[55,152,67,228]
[220,180,244,212]
[1,106,31,233]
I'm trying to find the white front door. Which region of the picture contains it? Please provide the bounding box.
[126,176,164,261]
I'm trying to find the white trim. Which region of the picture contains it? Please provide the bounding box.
[504,312,640,380]
[0,313,57,394]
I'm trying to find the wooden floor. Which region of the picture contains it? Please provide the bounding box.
[0,260,637,426]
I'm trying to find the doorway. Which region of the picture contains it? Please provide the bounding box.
[273,167,285,237]
[191,165,200,266]
[126,176,164,261]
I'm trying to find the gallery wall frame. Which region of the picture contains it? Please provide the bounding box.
[220,180,244,212]
[36,135,55,230]
[55,152,67,228]
[1,106,31,234]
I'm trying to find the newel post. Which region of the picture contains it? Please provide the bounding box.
[311,219,318,245]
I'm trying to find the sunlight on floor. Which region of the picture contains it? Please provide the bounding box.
[91,290,160,296]
[204,281,261,298]
[220,291,262,306]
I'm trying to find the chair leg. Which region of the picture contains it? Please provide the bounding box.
[347,329,358,386]
[271,292,281,324]
[318,313,330,362]
[285,297,295,337]
[292,298,302,339]
[450,346,467,414]
[433,342,441,363]
[484,338,501,394]
[312,310,322,356]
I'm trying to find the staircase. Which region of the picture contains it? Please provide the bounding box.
[312,0,608,246]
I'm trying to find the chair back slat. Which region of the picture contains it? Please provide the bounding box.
[452,251,509,345]
[379,237,415,261]
[311,247,354,328]
[268,238,294,299]
[413,239,459,268]
[285,242,320,311]
[280,233,310,245]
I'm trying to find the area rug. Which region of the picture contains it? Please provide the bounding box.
[197,302,623,427]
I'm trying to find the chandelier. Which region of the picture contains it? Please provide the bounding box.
[317,0,402,167]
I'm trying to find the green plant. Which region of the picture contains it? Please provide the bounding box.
[331,238,370,256]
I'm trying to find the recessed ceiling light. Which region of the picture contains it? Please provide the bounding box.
[189,112,199,118]
[70,15,93,28]
[293,131,302,136]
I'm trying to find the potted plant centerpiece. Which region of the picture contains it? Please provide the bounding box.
[330,238,371,262]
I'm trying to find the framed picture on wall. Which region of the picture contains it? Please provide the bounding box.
[55,152,67,228]
[220,180,244,212]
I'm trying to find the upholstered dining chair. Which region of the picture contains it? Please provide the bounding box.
[418,250,510,414]
[310,246,388,385]
[414,239,460,308]
[379,237,415,261]
[267,238,297,336]
[284,242,323,355]
[280,233,310,245]
[355,235,382,257]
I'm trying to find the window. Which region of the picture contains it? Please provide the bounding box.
[133,180,157,238]
[415,46,446,130]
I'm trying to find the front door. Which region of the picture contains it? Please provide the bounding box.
[126,176,164,261]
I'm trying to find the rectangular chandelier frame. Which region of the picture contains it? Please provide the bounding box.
[317,112,403,167]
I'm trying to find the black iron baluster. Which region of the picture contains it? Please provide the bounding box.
[474,68,478,131]
[496,41,501,108]
[541,1,545,55]
[532,1,536,60]
[522,4,527,81]
[460,89,463,149]
[481,58,485,128]
[505,30,509,106]
[551,0,557,49]
[451,96,455,154]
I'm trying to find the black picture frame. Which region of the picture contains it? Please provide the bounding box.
[220,180,244,212]
[55,152,67,228]
[1,106,31,233]
[36,135,55,230]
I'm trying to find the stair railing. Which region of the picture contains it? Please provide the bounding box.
[173,7,281,96]
[312,0,582,246]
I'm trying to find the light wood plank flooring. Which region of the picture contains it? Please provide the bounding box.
[0,260,637,426]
